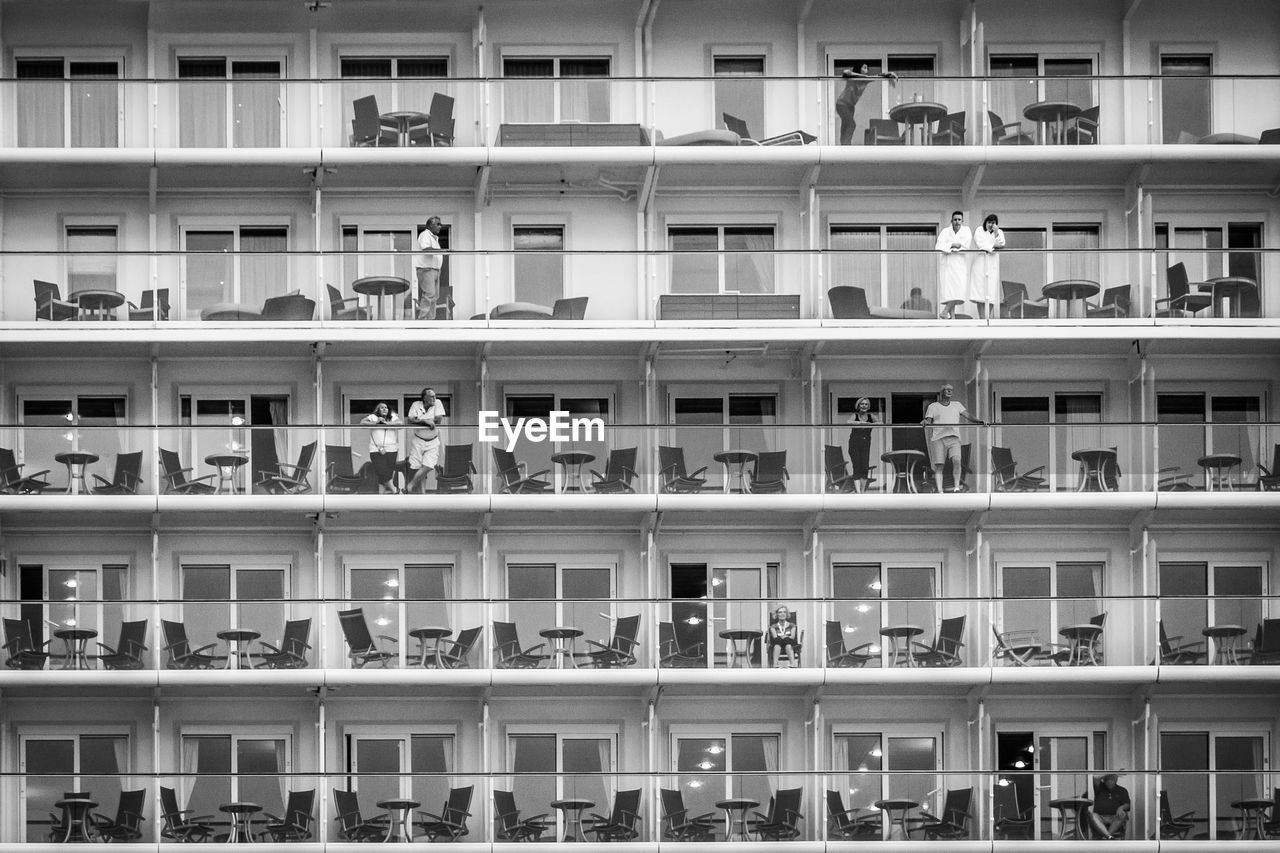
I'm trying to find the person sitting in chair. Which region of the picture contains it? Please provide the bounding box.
[1089,773,1130,839]
[767,606,801,667]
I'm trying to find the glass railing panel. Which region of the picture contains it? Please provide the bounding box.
[824,597,985,669]
[992,597,1147,668]
[484,424,647,496]
[0,601,149,671]
[325,79,477,148]
[319,423,485,496]
[0,425,155,496]
[154,425,322,497]
[1158,595,1279,666]
[1155,422,1276,493]
[991,422,1150,493]
[658,424,820,494]
[820,423,987,495]
[487,600,653,670]
[330,599,485,670]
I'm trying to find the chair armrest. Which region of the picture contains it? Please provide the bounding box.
[523,642,547,654]
[377,635,399,645]
[192,642,220,655]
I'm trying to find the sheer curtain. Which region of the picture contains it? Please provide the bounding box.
[830,737,850,809]
[71,63,119,147]
[503,59,553,123]
[178,59,226,148]
[1052,225,1100,283]
[828,228,879,303]
[181,739,200,801]
[888,227,935,309]
[240,228,287,307]
[274,740,287,804]
[560,59,610,122]
[268,399,289,473]
[762,736,779,798]
[596,740,613,803]
[16,59,64,147]
[232,61,281,148]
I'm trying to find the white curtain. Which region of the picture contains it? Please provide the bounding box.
[888,228,936,309]
[71,76,117,147]
[830,737,850,808]
[180,81,225,148]
[762,736,779,797]
[1052,226,1100,283]
[503,60,553,123]
[180,739,200,801]
[268,399,289,473]
[240,229,287,307]
[828,228,879,303]
[232,63,281,148]
[274,740,287,804]
[741,232,776,294]
[597,740,613,803]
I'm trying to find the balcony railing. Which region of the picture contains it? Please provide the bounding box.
[7,769,1276,842]
[2,423,1279,498]
[7,248,1276,324]
[5,596,1276,673]
[3,75,1279,149]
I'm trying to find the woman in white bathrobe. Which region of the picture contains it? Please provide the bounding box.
[934,210,972,318]
[969,213,1006,318]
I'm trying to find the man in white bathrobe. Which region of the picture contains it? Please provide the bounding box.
[934,210,972,318]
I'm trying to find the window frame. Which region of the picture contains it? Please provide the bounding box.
[829,726,945,823]
[668,723,785,807]
[342,724,458,801]
[667,223,779,296]
[177,727,293,813]
[172,52,287,148]
[342,556,458,667]
[13,53,126,147]
[1157,725,1271,840]
[993,724,1109,840]
[497,47,615,124]
[665,555,779,668]
[824,47,941,117]
[1155,47,1215,143]
[501,556,618,632]
[176,220,292,319]
[994,555,1109,644]
[828,556,946,667]
[993,385,1107,492]
[18,727,132,840]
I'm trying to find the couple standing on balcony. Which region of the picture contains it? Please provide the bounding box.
[936,210,1006,319]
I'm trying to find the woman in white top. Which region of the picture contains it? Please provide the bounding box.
[969,213,1006,318]
[361,402,402,493]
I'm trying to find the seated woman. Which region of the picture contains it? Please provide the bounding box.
[766,606,802,667]
[1089,773,1130,839]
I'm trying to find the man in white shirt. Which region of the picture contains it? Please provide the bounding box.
[406,386,447,492]
[412,216,444,320]
[934,210,972,319]
[922,382,984,492]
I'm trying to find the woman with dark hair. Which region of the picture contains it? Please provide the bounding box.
[970,213,1006,318]
[835,64,898,145]
[361,401,402,493]
[847,396,879,493]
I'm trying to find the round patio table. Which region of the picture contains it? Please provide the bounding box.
[205,454,248,494]
[713,450,758,493]
[551,798,595,842]
[73,289,125,320]
[217,628,261,669]
[551,451,595,493]
[1205,276,1257,318]
[409,626,452,668]
[376,798,420,842]
[1058,624,1103,665]
[218,802,262,843]
[716,798,759,842]
[880,449,926,493]
[54,627,98,670]
[1042,279,1100,318]
[1023,101,1082,144]
[1049,797,1091,839]
[879,624,923,667]
[352,276,411,320]
[539,626,584,669]
[1071,448,1117,492]
[491,301,553,319]
[53,796,98,842]
[1202,624,1246,665]
[873,798,919,840]
[719,628,763,668]
[1197,453,1242,491]
[1231,797,1275,840]
[380,110,429,144]
[54,451,99,495]
[888,101,948,144]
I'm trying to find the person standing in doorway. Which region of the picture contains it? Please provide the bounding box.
[922,382,984,493]
[405,387,446,493]
[835,64,898,145]
[413,216,444,320]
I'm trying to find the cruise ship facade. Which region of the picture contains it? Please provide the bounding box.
[0,0,1277,848]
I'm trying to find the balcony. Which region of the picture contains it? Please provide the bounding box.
[6,769,1276,843]
[3,75,1279,150]
[4,596,1276,681]
[3,423,1279,505]
[4,248,1278,326]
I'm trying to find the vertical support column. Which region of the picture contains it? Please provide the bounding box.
[313,342,325,499]
[152,696,161,843]
[316,690,327,835]
[308,27,320,147]
[643,351,656,492]
[315,523,325,668]
[479,699,491,838]
[473,7,488,145]
[150,354,159,496]
[645,691,658,838]
[807,695,821,840]
[312,169,324,308]
[477,347,490,487]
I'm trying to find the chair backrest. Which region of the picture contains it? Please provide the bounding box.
[116,619,148,659]
[280,618,312,660]
[660,787,685,821]
[493,789,521,836]
[160,786,182,822]
[991,446,1016,486]
[987,110,1005,133]
[338,609,375,652]
[825,620,845,658]
[1158,620,1173,655]
[113,788,146,828]
[935,111,965,140]
[108,451,144,490]
[158,448,188,489]
[993,782,1022,822]
[34,279,63,302]
[291,441,318,476]
[658,445,687,483]
[441,785,472,825]
[773,787,803,825]
[161,619,191,657]
[658,621,677,656]
[4,617,36,652]
[1090,612,1107,628]
[283,788,315,827]
[325,444,356,476]
[722,112,752,140]
[441,443,474,477]
[492,620,521,659]
[551,296,588,319]
[867,117,902,141]
[1099,285,1130,313]
[428,92,455,137]
[610,788,642,826]
[1001,280,1029,302]
[1259,617,1280,652]
[935,615,966,658]
[823,445,848,481]
[827,285,873,319]
[325,284,346,318]
[940,787,973,829]
[603,447,638,484]
[333,788,365,832]
[0,447,18,487]
[492,448,521,487]
[1167,262,1190,298]
[608,614,641,653]
[352,95,382,140]
[752,451,787,484]
[450,626,482,662]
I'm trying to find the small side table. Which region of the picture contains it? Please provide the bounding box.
[713,450,758,494]
[550,451,595,493]
[716,798,759,842]
[879,625,923,667]
[409,626,453,668]
[1197,453,1242,491]
[377,798,421,843]
[1042,279,1100,319]
[218,801,262,843]
[217,629,262,669]
[55,627,98,670]
[880,450,926,493]
[205,454,248,495]
[551,798,595,842]
[1232,797,1275,840]
[539,626,584,669]
[73,289,126,321]
[1058,624,1104,666]
[353,276,411,320]
[54,451,100,495]
[718,629,762,668]
[1049,797,1091,839]
[1202,624,1246,665]
[873,798,919,841]
[53,796,98,842]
